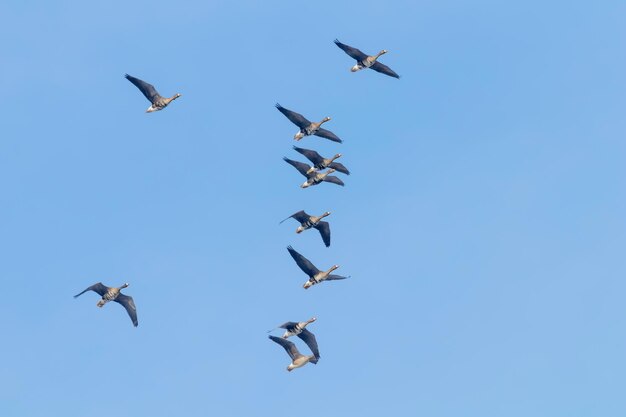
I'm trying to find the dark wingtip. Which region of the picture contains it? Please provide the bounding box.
[275,103,282,109]
[124,73,130,79]
[333,39,340,44]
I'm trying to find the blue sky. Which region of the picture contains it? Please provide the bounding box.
[1,0,626,416]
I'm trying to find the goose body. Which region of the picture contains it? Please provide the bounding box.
[293,146,350,175]
[74,282,138,327]
[283,157,345,188]
[276,104,342,143]
[269,335,319,372]
[125,74,181,112]
[334,39,400,79]
[280,210,332,247]
[287,246,348,289]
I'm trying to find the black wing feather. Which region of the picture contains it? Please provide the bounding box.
[323,175,345,186]
[314,128,342,143]
[125,74,161,102]
[328,161,350,175]
[314,221,331,247]
[269,335,302,360]
[278,321,299,331]
[283,157,313,178]
[327,274,349,281]
[370,62,400,79]
[275,104,311,129]
[297,329,320,359]
[292,146,324,165]
[114,294,138,327]
[334,39,368,61]
[287,246,320,277]
[279,210,310,224]
[74,282,109,298]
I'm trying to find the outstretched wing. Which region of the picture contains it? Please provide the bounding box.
[269,335,302,360]
[297,329,320,359]
[279,210,310,225]
[334,39,368,61]
[125,74,161,102]
[275,104,311,129]
[323,175,345,186]
[287,246,320,277]
[327,274,349,281]
[283,157,313,178]
[314,221,331,247]
[114,294,138,327]
[370,62,400,79]
[292,146,324,165]
[74,282,109,298]
[328,161,350,175]
[314,128,342,143]
[278,321,299,331]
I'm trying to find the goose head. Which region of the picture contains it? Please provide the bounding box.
[329,265,339,273]
[320,211,331,219]
[307,317,317,324]
[376,50,388,58]
[120,283,129,289]
[171,93,182,100]
[320,116,331,124]
[331,153,342,162]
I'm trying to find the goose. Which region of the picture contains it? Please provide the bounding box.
[280,210,331,247]
[269,335,319,371]
[287,245,348,289]
[74,282,138,327]
[293,146,350,175]
[275,103,342,143]
[334,39,400,79]
[283,157,345,188]
[268,318,320,359]
[125,74,181,112]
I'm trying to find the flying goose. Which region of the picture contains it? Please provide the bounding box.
[287,246,348,289]
[283,157,345,188]
[125,74,181,112]
[280,210,331,247]
[334,39,400,79]
[268,318,320,359]
[275,103,342,143]
[293,146,350,175]
[269,335,319,371]
[74,282,138,327]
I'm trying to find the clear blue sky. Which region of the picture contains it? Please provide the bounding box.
[1,0,625,416]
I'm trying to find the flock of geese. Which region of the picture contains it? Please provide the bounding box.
[73,39,399,372]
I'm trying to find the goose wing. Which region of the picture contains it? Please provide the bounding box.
[74,282,109,298]
[297,329,320,359]
[327,274,349,281]
[287,246,320,277]
[313,221,331,247]
[293,146,324,165]
[370,61,400,79]
[283,157,313,178]
[334,39,368,61]
[114,294,138,327]
[275,104,311,129]
[328,161,350,175]
[323,175,345,186]
[278,321,298,331]
[125,74,162,102]
[279,210,310,224]
[269,335,302,360]
[314,128,342,143]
